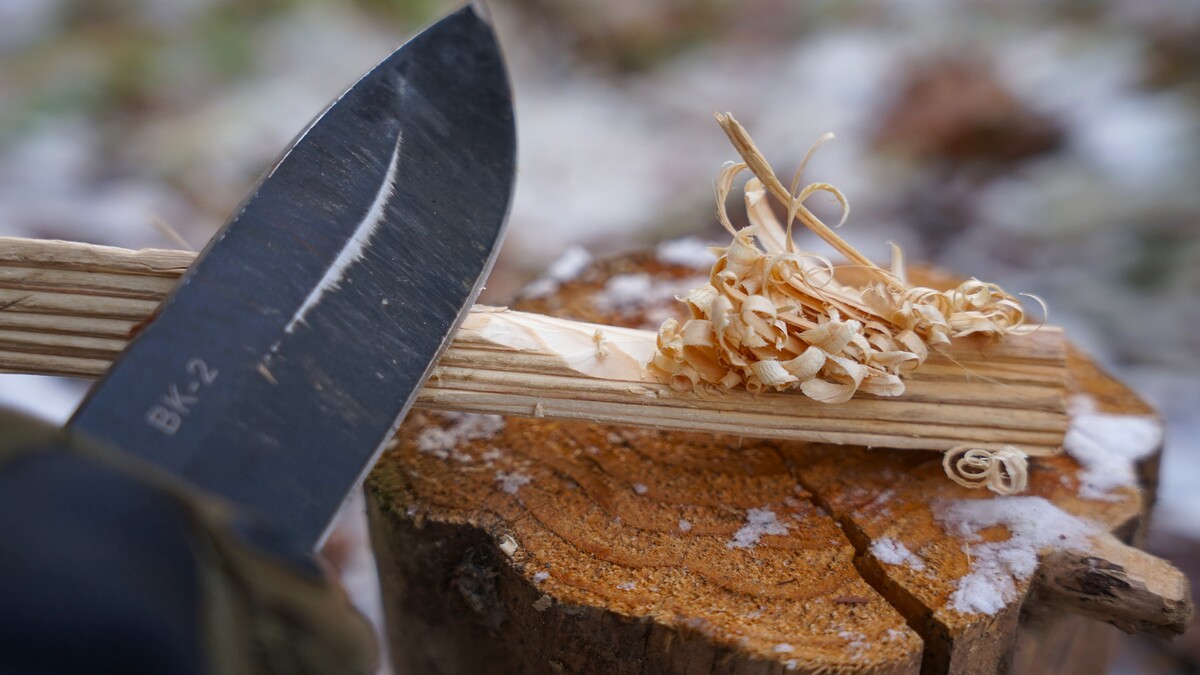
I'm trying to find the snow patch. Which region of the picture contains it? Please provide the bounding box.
[416,412,505,460]
[521,245,593,298]
[496,470,532,495]
[773,643,794,653]
[656,237,716,269]
[727,508,790,549]
[632,482,649,495]
[1064,395,1161,501]
[678,518,693,532]
[0,374,86,424]
[616,581,637,591]
[593,273,707,313]
[533,571,550,583]
[838,630,869,660]
[596,273,653,308]
[865,488,895,513]
[934,496,1095,615]
[870,537,926,571]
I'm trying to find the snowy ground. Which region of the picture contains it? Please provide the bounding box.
[1,1,1196,672]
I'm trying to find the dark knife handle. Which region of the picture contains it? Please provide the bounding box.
[0,410,376,675]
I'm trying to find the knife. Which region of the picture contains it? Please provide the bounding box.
[65,3,515,549]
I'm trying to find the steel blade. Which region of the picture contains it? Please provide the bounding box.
[68,4,515,547]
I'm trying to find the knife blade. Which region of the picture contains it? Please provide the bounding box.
[67,3,515,548]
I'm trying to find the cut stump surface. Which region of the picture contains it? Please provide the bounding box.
[361,249,1183,674]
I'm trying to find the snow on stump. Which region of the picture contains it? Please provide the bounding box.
[365,247,1189,675]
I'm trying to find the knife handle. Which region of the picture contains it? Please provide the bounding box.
[0,409,376,675]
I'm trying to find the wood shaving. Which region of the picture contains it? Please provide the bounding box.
[498,533,519,557]
[648,113,1042,493]
[943,446,1029,494]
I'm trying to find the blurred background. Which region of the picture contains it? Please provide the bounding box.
[0,0,1196,671]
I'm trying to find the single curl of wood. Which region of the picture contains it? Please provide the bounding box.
[943,446,1029,495]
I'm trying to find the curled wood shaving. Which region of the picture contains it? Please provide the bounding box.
[649,113,1040,493]
[943,446,1029,495]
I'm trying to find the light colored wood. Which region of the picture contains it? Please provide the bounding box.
[0,350,112,378]
[0,288,160,320]
[0,267,177,298]
[0,236,1069,458]
[0,312,139,339]
[0,237,193,275]
[366,250,1188,675]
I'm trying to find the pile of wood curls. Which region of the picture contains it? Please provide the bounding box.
[648,113,1043,494]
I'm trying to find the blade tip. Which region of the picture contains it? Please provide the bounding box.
[468,1,494,26]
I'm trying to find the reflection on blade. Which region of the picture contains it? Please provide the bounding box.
[286,131,405,336]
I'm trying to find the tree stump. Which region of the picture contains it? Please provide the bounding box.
[365,249,1188,674]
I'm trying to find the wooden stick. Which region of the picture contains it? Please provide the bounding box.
[0,237,1068,455]
[0,237,193,275]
